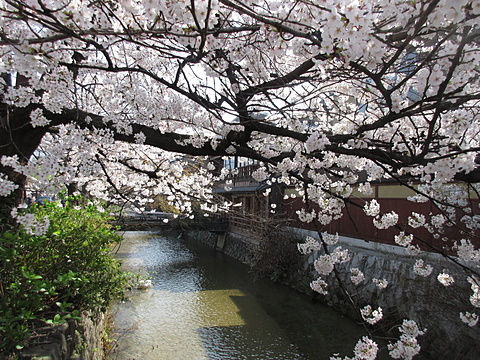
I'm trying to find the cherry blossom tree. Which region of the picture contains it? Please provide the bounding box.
[1,0,480,358]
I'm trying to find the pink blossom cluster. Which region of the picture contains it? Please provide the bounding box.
[372,212,399,230]
[437,272,455,287]
[297,236,322,254]
[350,268,365,285]
[313,247,350,276]
[360,305,383,325]
[413,259,433,277]
[394,232,413,247]
[11,208,50,236]
[468,276,480,308]
[455,239,480,263]
[372,278,388,290]
[387,320,425,360]
[331,336,378,360]
[460,312,479,327]
[0,175,18,197]
[310,278,329,295]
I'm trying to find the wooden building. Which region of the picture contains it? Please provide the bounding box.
[213,158,480,252]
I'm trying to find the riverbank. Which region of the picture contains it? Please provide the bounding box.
[17,312,105,360]
[0,200,128,360]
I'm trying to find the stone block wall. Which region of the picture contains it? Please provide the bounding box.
[186,230,257,265]
[19,312,105,360]
[295,228,480,360]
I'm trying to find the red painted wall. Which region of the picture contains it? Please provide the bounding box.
[283,195,479,254]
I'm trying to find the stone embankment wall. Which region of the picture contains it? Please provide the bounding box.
[19,312,105,360]
[187,228,480,360]
[294,228,480,360]
[186,230,257,265]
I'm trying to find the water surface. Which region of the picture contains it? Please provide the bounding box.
[108,231,373,360]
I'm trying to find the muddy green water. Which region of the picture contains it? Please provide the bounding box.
[107,231,373,360]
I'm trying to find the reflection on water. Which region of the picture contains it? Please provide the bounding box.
[108,231,371,360]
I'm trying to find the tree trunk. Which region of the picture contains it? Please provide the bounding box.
[0,101,48,228]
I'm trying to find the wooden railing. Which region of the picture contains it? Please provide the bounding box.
[228,214,268,239]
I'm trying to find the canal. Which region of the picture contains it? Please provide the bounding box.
[107,231,375,360]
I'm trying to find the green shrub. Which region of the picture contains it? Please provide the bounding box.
[0,197,131,356]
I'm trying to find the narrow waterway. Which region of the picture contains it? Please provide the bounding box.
[107,231,374,360]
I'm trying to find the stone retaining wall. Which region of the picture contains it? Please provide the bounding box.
[291,228,480,360]
[19,312,105,360]
[186,230,257,265]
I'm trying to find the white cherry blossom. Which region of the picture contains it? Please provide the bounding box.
[0,1,479,358]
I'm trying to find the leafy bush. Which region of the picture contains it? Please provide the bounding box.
[0,197,131,356]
